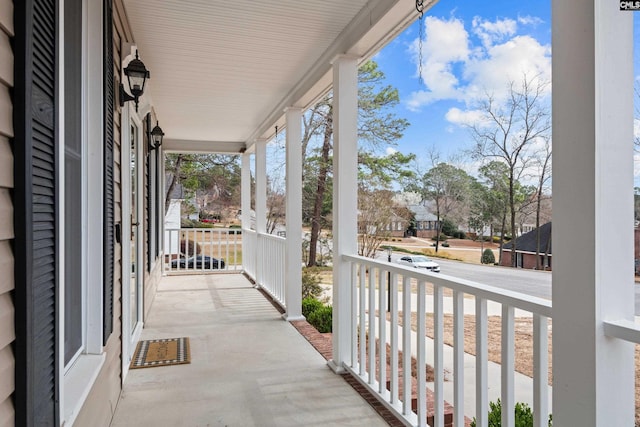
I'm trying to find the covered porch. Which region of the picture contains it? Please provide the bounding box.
[123,0,638,426]
[111,273,390,426]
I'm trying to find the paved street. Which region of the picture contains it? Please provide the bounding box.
[381,252,640,315]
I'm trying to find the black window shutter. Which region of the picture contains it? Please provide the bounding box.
[146,114,152,272]
[13,0,59,425]
[103,0,114,344]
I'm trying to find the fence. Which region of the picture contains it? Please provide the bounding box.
[164,228,242,273]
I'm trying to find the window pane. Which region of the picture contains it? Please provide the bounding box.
[64,0,83,366]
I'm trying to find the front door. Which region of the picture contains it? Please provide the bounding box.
[122,103,144,379]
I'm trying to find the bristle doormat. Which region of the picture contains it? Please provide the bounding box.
[130,337,191,369]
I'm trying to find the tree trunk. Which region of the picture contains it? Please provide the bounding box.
[535,190,542,270]
[308,115,333,267]
[165,154,183,213]
[509,173,517,267]
[498,211,507,265]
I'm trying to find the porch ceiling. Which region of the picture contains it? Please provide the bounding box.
[121,0,421,152]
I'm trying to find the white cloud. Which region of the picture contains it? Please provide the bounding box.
[444,107,485,127]
[386,146,398,156]
[406,16,470,109]
[517,15,544,26]
[406,15,551,125]
[464,35,551,102]
[472,16,517,49]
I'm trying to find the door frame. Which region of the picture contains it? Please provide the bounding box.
[121,102,145,380]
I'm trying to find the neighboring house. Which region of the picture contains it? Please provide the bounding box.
[164,199,182,256]
[500,222,552,270]
[383,212,409,237]
[407,204,440,238]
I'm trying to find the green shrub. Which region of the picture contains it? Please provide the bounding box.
[441,242,450,247]
[481,248,496,264]
[452,230,467,239]
[470,399,552,427]
[302,269,324,300]
[441,219,457,236]
[302,297,324,318]
[492,236,502,244]
[307,305,333,333]
[181,218,196,228]
[431,233,448,242]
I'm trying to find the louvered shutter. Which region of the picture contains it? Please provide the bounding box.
[13,0,59,425]
[103,0,115,344]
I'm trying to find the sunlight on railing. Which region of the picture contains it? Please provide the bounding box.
[343,254,553,427]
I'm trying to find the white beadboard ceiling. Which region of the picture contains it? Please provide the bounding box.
[122,0,422,152]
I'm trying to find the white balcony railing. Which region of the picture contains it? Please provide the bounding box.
[164,228,242,273]
[342,254,553,427]
[243,229,257,279]
[256,233,286,308]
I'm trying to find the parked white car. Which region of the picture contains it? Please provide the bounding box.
[396,255,440,272]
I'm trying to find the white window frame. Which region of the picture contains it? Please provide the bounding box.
[58,0,106,425]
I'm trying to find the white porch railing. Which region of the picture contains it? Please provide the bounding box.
[342,254,553,427]
[164,228,242,273]
[255,233,286,308]
[243,229,257,279]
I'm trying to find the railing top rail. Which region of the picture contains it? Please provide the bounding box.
[259,232,286,242]
[603,319,640,344]
[166,227,242,232]
[343,253,553,317]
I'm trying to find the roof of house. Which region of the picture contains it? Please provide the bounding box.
[408,204,438,222]
[502,222,552,254]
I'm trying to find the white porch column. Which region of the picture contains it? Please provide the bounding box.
[552,2,634,425]
[255,139,267,234]
[241,150,252,276]
[241,151,251,230]
[284,107,303,321]
[255,139,267,288]
[329,54,359,373]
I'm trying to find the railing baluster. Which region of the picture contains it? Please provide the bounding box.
[453,290,464,427]
[368,265,376,386]
[533,314,549,427]
[501,305,515,427]
[351,261,359,368]
[476,297,488,427]
[417,280,427,427]
[402,276,412,415]
[434,284,444,426]
[378,268,387,395]
[390,271,399,404]
[338,254,554,427]
[359,263,367,376]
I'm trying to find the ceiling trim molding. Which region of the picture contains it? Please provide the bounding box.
[163,139,246,154]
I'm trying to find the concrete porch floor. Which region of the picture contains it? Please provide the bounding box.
[110,273,389,427]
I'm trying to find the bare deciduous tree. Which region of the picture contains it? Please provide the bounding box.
[469,74,551,267]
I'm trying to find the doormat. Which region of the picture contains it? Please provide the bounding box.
[130,337,191,369]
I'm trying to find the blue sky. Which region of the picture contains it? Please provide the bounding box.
[373,0,552,169]
[266,2,639,187]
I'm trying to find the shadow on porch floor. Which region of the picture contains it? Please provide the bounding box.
[111,273,390,427]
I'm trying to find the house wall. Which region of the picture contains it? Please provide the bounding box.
[0,0,14,425]
[73,1,132,424]
[500,250,552,270]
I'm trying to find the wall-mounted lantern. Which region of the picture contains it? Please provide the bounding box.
[149,123,164,150]
[119,51,150,111]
